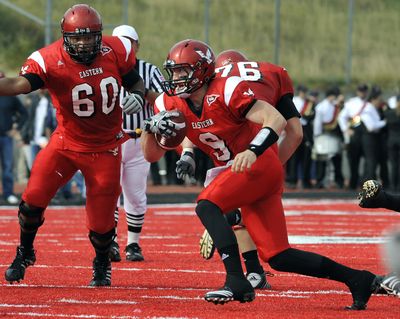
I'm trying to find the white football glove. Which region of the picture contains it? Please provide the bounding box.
[176,151,196,179]
[144,110,185,137]
[121,92,144,115]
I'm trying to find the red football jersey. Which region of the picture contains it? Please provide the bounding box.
[215,61,293,106]
[20,35,135,152]
[154,76,278,167]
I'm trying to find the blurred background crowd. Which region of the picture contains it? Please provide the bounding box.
[1,79,399,204]
[1,0,400,204]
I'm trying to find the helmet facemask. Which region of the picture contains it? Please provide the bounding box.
[60,4,103,65]
[63,30,102,64]
[161,39,215,97]
[163,60,213,97]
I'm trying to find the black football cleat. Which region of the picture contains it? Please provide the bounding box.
[246,271,272,289]
[205,274,255,305]
[345,270,381,310]
[5,246,36,283]
[89,257,111,287]
[379,273,400,297]
[358,180,384,208]
[125,243,144,261]
[109,241,121,262]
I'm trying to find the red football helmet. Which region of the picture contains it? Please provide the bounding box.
[215,49,248,68]
[60,4,102,64]
[162,39,215,97]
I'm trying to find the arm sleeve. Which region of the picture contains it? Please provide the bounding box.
[19,51,48,91]
[121,68,142,89]
[276,94,300,120]
[20,73,44,91]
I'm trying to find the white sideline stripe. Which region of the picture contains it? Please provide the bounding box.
[285,210,397,216]
[148,203,196,208]
[154,211,195,216]
[0,313,139,318]
[58,298,137,305]
[283,199,357,204]
[140,236,182,239]
[288,235,386,244]
[1,313,195,319]
[0,283,214,291]
[0,304,49,308]
[0,215,15,220]
[0,206,86,210]
[151,208,395,217]
[0,264,224,274]
[141,295,201,300]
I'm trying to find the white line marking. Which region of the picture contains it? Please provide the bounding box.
[58,298,137,305]
[0,304,49,308]
[0,312,139,318]
[154,211,195,216]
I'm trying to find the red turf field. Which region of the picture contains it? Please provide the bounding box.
[1,199,399,319]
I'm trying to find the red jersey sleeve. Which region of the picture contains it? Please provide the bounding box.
[107,36,136,76]
[278,67,294,97]
[154,93,167,114]
[19,50,48,87]
[222,76,257,119]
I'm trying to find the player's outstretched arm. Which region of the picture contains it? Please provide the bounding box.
[0,76,32,96]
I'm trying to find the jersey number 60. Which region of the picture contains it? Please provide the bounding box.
[72,76,119,117]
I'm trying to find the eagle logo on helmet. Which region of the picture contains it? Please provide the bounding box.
[195,49,213,64]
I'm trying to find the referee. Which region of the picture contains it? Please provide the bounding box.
[110,25,165,262]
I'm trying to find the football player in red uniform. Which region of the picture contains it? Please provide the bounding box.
[141,39,382,309]
[2,4,145,286]
[197,49,303,289]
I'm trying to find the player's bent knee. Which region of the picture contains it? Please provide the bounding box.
[88,229,115,253]
[18,201,45,232]
[195,200,221,219]
[268,248,293,271]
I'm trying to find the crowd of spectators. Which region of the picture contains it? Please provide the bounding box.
[286,84,400,191]
[1,82,399,203]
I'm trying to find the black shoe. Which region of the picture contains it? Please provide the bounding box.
[125,243,144,261]
[205,274,255,304]
[358,180,383,208]
[246,271,272,289]
[5,246,36,283]
[345,270,380,310]
[109,241,121,262]
[89,257,111,286]
[379,272,400,297]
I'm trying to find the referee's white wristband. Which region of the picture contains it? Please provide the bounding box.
[248,127,279,157]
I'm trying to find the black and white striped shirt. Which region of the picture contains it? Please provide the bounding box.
[121,59,165,132]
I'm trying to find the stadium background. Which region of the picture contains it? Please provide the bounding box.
[0,0,399,91]
[1,2,400,318]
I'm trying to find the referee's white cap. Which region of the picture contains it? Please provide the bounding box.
[112,25,139,42]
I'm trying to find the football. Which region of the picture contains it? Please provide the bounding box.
[155,109,187,150]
